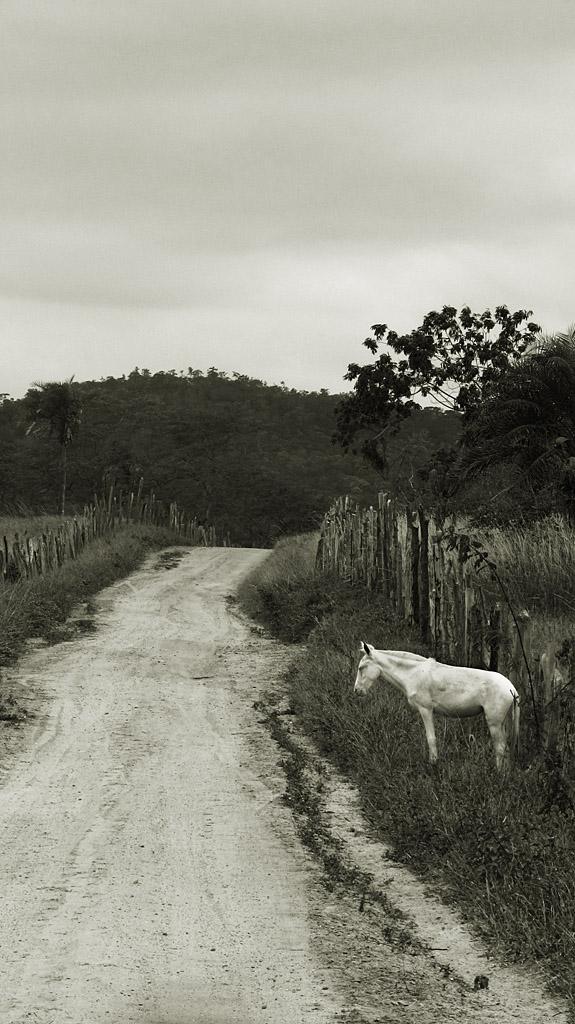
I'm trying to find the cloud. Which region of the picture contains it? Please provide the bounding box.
[0,0,574,397]
[2,236,571,401]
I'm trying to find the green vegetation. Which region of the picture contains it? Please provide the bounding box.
[481,515,575,619]
[336,305,539,467]
[336,311,575,525]
[461,329,575,519]
[237,532,338,642]
[24,378,83,516]
[240,532,575,1010]
[0,369,380,547]
[0,513,69,541]
[5,315,570,544]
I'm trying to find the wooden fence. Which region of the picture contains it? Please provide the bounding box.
[317,494,575,760]
[0,480,219,586]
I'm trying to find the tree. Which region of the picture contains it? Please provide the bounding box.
[335,305,541,472]
[2,368,380,542]
[24,378,82,515]
[459,327,575,516]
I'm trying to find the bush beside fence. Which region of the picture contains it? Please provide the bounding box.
[317,494,575,763]
[0,480,221,586]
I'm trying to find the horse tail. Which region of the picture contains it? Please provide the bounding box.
[511,692,520,759]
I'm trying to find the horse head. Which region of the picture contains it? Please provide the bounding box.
[354,641,381,697]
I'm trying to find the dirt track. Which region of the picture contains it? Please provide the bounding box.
[0,548,568,1023]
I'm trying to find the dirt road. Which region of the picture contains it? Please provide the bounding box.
[0,548,568,1024]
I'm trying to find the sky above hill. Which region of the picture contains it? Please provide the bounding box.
[1,0,574,398]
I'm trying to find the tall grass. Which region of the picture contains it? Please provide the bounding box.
[241,532,575,1010]
[237,532,345,642]
[0,513,70,543]
[480,515,575,618]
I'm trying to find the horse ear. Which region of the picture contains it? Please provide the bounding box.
[362,641,372,656]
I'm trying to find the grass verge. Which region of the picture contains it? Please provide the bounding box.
[237,532,352,643]
[240,533,575,1013]
[0,524,190,715]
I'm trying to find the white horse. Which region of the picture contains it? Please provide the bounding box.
[354,642,520,770]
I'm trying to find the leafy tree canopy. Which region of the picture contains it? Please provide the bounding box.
[336,305,540,472]
[24,379,82,447]
[23,378,83,515]
[459,327,575,515]
[0,368,380,545]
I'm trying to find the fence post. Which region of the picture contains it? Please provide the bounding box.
[488,603,502,671]
[409,511,419,625]
[429,520,442,655]
[418,508,430,644]
[508,609,542,750]
[541,644,562,756]
[467,590,486,668]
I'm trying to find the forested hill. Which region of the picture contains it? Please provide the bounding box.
[0,368,385,546]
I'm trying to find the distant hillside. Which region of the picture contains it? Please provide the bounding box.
[0,368,387,546]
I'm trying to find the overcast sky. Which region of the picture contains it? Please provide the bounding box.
[1,0,574,398]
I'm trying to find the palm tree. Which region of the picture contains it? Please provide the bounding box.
[460,327,575,515]
[25,378,82,515]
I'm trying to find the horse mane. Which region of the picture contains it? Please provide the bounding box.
[374,649,428,663]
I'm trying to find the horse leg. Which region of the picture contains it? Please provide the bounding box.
[414,704,438,764]
[485,716,508,771]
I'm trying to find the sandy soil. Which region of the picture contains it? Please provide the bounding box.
[0,548,568,1024]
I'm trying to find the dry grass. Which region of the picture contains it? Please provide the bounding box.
[0,514,71,545]
[237,532,338,642]
[242,532,318,588]
[471,515,575,662]
[478,515,575,619]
